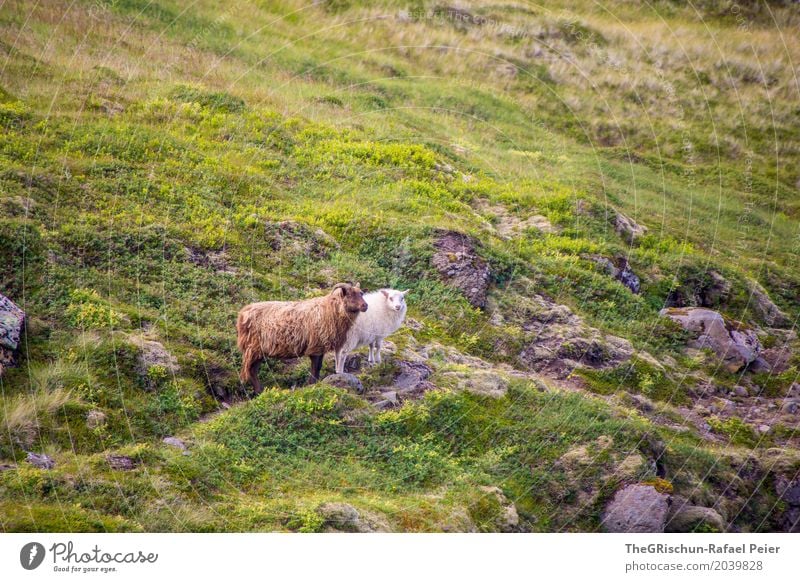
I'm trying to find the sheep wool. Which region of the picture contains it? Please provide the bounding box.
[237,283,368,391]
[335,289,409,373]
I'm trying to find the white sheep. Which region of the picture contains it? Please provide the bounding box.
[334,289,409,373]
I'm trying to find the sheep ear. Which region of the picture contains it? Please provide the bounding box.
[380,289,389,298]
[401,289,410,295]
[354,282,361,289]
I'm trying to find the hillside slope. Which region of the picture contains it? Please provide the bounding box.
[1,0,799,532]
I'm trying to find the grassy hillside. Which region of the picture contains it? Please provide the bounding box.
[1,0,799,532]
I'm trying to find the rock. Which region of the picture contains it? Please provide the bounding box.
[476,486,519,532]
[666,500,727,532]
[0,293,25,375]
[85,410,107,429]
[781,400,799,415]
[322,373,364,394]
[316,502,390,533]
[431,230,491,309]
[747,279,790,327]
[776,478,800,506]
[130,336,180,389]
[517,292,633,378]
[162,436,188,451]
[602,484,670,533]
[26,452,55,470]
[590,255,640,293]
[614,211,647,244]
[343,353,365,373]
[659,308,761,373]
[391,360,434,398]
[616,453,647,481]
[758,424,771,434]
[0,463,16,471]
[733,385,749,398]
[107,455,138,471]
[443,369,508,398]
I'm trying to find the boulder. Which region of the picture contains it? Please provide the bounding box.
[322,373,364,394]
[162,436,188,451]
[130,336,180,389]
[26,452,55,470]
[659,308,761,373]
[614,211,647,244]
[666,498,726,532]
[0,293,25,375]
[316,502,390,533]
[431,230,491,309]
[602,484,670,533]
[748,279,790,327]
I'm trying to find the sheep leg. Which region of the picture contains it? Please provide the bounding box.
[308,354,324,383]
[335,348,347,374]
[247,358,263,394]
[374,338,383,364]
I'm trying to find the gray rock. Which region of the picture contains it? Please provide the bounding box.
[322,373,364,394]
[602,484,670,533]
[130,336,180,389]
[666,501,727,532]
[781,400,799,415]
[659,308,761,372]
[26,452,55,470]
[316,502,390,533]
[777,479,800,506]
[747,279,790,327]
[477,486,519,532]
[107,455,138,471]
[0,293,25,375]
[590,255,641,293]
[162,436,188,451]
[86,410,107,429]
[614,211,648,244]
[392,360,434,398]
[733,385,749,397]
[431,230,490,309]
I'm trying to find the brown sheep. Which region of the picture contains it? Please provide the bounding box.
[236,283,368,392]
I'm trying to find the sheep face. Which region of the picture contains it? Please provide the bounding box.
[380,288,409,312]
[334,282,369,313]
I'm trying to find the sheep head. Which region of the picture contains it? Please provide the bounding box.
[331,282,368,313]
[379,288,410,312]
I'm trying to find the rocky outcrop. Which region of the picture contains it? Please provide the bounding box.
[666,269,731,308]
[516,294,634,378]
[0,293,25,375]
[590,255,640,293]
[316,502,391,533]
[432,230,490,309]
[660,308,761,373]
[614,211,647,244]
[185,246,236,275]
[602,484,670,532]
